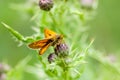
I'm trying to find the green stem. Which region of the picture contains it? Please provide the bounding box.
[64,0,68,2]
[64,70,69,80]
[61,58,70,80]
[49,12,58,26]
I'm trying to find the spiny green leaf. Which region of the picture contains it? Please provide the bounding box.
[1,22,25,42]
[1,22,35,43]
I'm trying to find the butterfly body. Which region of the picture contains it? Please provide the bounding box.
[28,29,63,55]
[51,34,63,46]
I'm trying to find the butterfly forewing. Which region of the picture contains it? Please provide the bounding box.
[28,38,51,49]
[44,29,57,38]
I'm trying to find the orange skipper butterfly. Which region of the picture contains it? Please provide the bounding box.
[28,29,63,55]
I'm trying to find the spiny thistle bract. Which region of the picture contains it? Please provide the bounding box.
[48,42,69,63]
[48,53,57,63]
[54,43,69,57]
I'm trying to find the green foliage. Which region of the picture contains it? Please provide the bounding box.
[1,22,34,44]
[1,0,120,80]
[6,56,31,80]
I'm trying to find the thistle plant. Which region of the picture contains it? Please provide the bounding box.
[1,0,120,80]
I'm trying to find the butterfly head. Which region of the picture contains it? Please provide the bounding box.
[52,34,63,46]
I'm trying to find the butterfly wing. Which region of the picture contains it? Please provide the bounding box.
[29,38,53,55]
[28,38,51,49]
[39,43,51,55]
[28,29,58,55]
[44,28,57,38]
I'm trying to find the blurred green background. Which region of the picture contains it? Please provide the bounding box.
[0,0,120,80]
[0,0,119,69]
[89,0,120,53]
[0,0,35,66]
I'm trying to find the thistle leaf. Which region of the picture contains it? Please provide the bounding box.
[1,22,25,42]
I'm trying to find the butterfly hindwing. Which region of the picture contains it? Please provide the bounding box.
[39,43,51,55]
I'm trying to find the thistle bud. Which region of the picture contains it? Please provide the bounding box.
[39,0,53,11]
[0,74,6,80]
[0,63,10,73]
[54,43,69,57]
[48,53,57,63]
[80,0,96,10]
[0,63,10,80]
